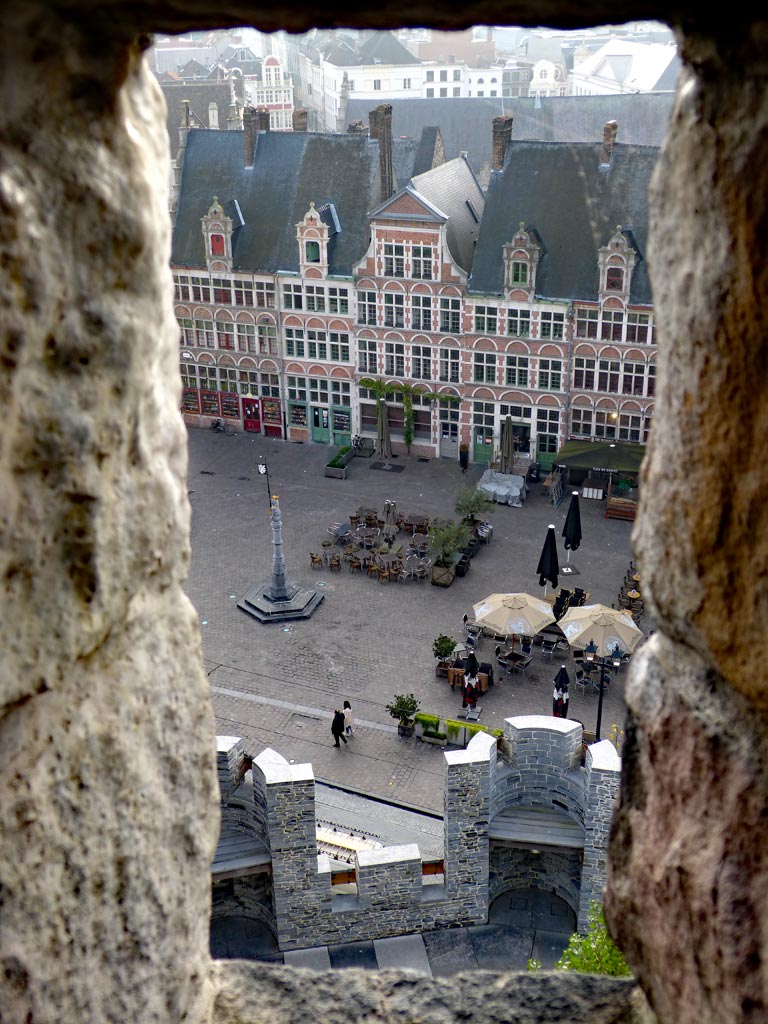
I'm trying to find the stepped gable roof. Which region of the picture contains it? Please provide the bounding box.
[468,140,658,303]
[172,129,379,276]
[345,93,673,179]
[411,155,485,274]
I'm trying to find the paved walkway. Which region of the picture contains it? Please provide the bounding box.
[211,888,575,974]
[186,428,641,814]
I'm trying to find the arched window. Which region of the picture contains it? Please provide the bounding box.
[211,234,225,256]
[607,267,624,291]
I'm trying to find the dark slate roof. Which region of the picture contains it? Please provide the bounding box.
[392,136,417,189]
[412,126,444,177]
[172,129,380,276]
[161,81,233,141]
[411,156,486,274]
[468,141,658,304]
[358,31,420,66]
[345,93,674,182]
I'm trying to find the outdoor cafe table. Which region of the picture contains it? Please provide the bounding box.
[410,532,429,554]
[357,506,377,519]
[404,514,429,534]
[376,552,402,569]
[626,589,641,600]
[356,527,380,548]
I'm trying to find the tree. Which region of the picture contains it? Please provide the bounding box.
[454,485,492,523]
[546,902,632,977]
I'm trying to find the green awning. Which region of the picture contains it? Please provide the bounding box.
[553,440,646,473]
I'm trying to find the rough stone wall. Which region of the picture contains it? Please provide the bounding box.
[490,847,582,914]
[578,741,621,931]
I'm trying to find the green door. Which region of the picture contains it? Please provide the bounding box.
[332,406,352,449]
[311,406,330,444]
[473,428,493,464]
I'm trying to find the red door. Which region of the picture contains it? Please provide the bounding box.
[242,398,261,433]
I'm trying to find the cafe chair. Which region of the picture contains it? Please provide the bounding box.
[309,552,323,570]
[348,555,362,573]
[349,514,361,527]
[541,639,557,659]
[328,554,342,573]
[573,587,587,606]
[367,561,379,579]
[378,566,391,583]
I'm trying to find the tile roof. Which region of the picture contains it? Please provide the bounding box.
[469,140,658,303]
[172,129,380,276]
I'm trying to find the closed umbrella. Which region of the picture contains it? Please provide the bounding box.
[464,651,480,678]
[472,592,556,637]
[499,415,514,474]
[558,603,643,658]
[561,491,582,574]
[383,498,398,543]
[536,524,559,595]
[376,399,392,465]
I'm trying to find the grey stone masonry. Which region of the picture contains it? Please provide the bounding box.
[578,740,621,932]
[356,845,422,910]
[217,736,246,800]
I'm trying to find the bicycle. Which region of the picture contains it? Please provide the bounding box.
[210,418,236,436]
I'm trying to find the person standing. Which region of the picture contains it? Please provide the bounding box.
[561,681,570,719]
[343,700,354,736]
[553,665,570,718]
[331,709,347,747]
[552,684,563,716]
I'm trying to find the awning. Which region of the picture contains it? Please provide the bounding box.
[553,440,646,474]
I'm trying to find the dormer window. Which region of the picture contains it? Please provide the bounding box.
[296,200,333,277]
[201,196,235,273]
[305,241,320,263]
[512,262,528,285]
[598,226,638,300]
[211,234,225,257]
[503,222,542,297]
[606,267,624,291]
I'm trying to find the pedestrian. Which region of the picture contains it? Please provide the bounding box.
[561,681,569,719]
[552,684,563,716]
[553,665,570,718]
[343,700,354,736]
[331,709,347,747]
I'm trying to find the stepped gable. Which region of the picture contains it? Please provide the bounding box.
[172,128,379,275]
[469,138,658,302]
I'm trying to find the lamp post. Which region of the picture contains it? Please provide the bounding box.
[257,459,272,512]
[584,640,625,742]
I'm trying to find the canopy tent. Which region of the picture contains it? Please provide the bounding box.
[552,440,646,475]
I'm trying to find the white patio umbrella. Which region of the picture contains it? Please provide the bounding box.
[472,592,557,638]
[558,603,643,657]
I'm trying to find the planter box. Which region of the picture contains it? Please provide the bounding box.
[435,661,451,678]
[431,564,456,587]
[324,465,348,479]
[454,554,471,578]
[422,731,447,745]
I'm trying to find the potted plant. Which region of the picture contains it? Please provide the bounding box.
[324,445,354,479]
[433,633,457,676]
[428,520,470,587]
[454,485,492,525]
[386,693,421,737]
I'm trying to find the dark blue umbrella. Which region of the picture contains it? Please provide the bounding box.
[562,491,582,560]
[536,524,559,595]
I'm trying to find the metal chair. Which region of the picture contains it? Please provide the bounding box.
[310,552,323,570]
[541,639,557,660]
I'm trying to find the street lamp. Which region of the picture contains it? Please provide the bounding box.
[584,638,609,742]
[257,459,272,512]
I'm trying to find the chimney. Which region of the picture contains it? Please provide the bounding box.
[601,120,618,166]
[256,107,271,132]
[243,105,258,167]
[491,115,514,171]
[369,103,394,202]
[347,119,367,135]
[292,108,309,132]
[178,99,191,150]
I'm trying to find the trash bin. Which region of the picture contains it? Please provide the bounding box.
[528,462,541,483]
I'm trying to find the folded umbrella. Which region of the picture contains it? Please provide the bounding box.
[536,524,559,594]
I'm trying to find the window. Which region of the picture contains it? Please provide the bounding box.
[260,372,280,398]
[538,358,562,390]
[473,352,497,384]
[358,338,377,373]
[331,380,351,403]
[619,413,643,443]
[426,87,434,97]
[383,292,404,328]
[576,308,599,338]
[536,407,560,453]
[411,294,432,330]
[412,345,432,380]
[212,278,232,304]
[474,305,498,334]
[373,79,381,91]
[511,262,527,286]
[453,69,461,81]
[329,332,350,362]
[233,280,253,306]
[197,365,216,390]
[606,267,624,291]
[385,341,405,376]
[426,70,434,82]
[254,282,275,308]
[647,363,656,396]
[595,410,617,438]
[439,348,460,383]
[601,310,624,341]
[310,378,329,404]
[383,244,405,278]
[305,241,320,263]
[439,297,461,333]
[327,287,349,315]
[174,275,191,301]
[218,367,238,393]
[411,245,432,280]
[573,356,596,390]
[507,308,531,337]
[305,286,325,312]
[258,324,277,355]
[403,78,411,89]
[194,318,214,347]
[178,318,195,345]
[627,312,654,345]
[210,234,225,256]
[440,69,448,81]
[540,311,565,339]
[597,358,620,392]
[439,87,447,97]
[622,361,646,395]
[285,327,305,357]
[180,361,197,389]
[357,290,377,326]
[453,87,461,96]
[283,283,302,310]
[191,276,211,303]
[236,323,256,353]
[307,329,327,360]
[505,355,529,387]
[570,408,593,437]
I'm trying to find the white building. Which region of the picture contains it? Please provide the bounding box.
[570,38,680,95]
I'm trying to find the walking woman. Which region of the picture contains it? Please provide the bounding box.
[331,709,347,747]
[343,700,354,736]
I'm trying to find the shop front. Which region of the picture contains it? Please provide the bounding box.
[261,398,283,438]
[242,397,261,433]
